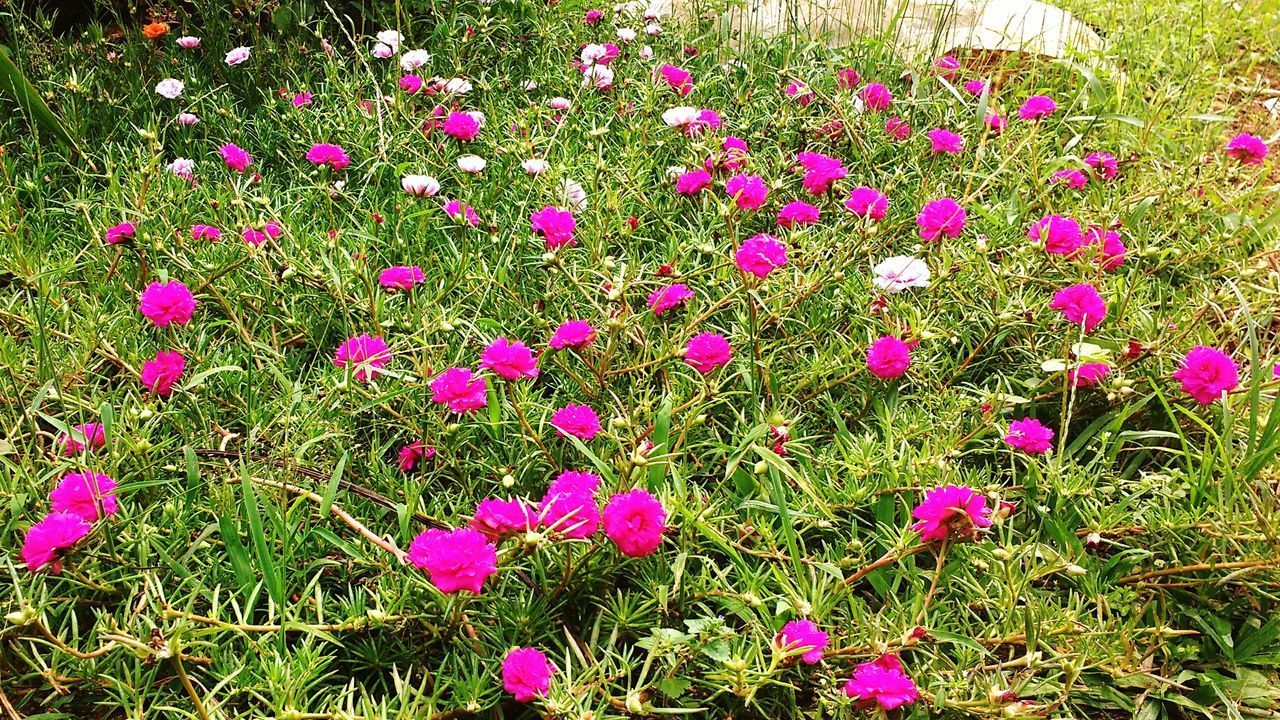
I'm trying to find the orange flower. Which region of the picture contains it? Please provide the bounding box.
[141,22,169,40]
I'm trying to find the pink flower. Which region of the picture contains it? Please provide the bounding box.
[1051,168,1088,189]
[292,91,312,107]
[481,337,539,380]
[442,111,480,142]
[776,200,820,228]
[735,234,787,278]
[176,112,199,126]
[675,169,713,195]
[585,8,604,24]
[843,655,918,711]
[1173,346,1239,405]
[603,488,666,556]
[430,368,489,413]
[224,46,251,66]
[138,281,196,327]
[928,128,964,154]
[648,283,694,314]
[885,117,911,141]
[550,320,596,350]
[932,55,959,79]
[1085,152,1119,180]
[796,152,847,194]
[775,619,829,664]
[105,222,135,244]
[912,485,993,541]
[1019,95,1057,120]
[50,472,118,522]
[530,206,577,249]
[785,80,814,106]
[835,68,861,89]
[397,440,435,471]
[192,224,222,242]
[984,112,1007,134]
[379,266,425,290]
[407,527,498,594]
[866,336,911,378]
[503,647,555,702]
[140,350,185,395]
[156,78,186,101]
[861,83,892,111]
[59,422,106,455]
[1068,362,1111,388]
[550,404,602,440]
[1027,214,1083,256]
[471,498,536,539]
[844,187,888,220]
[1049,283,1107,333]
[916,198,966,241]
[725,174,769,210]
[1004,418,1055,454]
[176,36,200,49]
[684,333,732,374]
[22,512,91,573]
[218,143,252,173]
[716,136,750,172]
[444,199,480,227]
[1225,133,1268,165]
[539,471,601,537]
[306,143,350,171]
[658,64,694,96]
[333,334,391,382]
[1085,226,1126,270]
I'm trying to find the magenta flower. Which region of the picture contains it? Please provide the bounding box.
[796,152,847,194]
[585,8,604,24]
[1018,95,1057,120]
[50,472,118,522]
[399,74,424,94]
[1084,152,1119,180]
[481,337,539,380]
[648,283,694,314]
[866,336,911,379]
[471,498,536,539]
[776,200,820,228]
[603,488,667,557]
[397,440,434,471]
[1027,214,1083,256]
[730,235,785,280]
[140,350,185,396]
[530,206,577,249]
[1004,418,1055,455]
[444,199,480,227]
[684,333,732,374]
[785,80,814,106]
[932,55,959,79]
[442,111,481,142]
[218,143,252,173]
[333,334,390,382]
[430,368,489,413]
[725,174,769,210]
[22,512,91,573]
[59,422,106,456]
[292,91,312,107]
[775,619,829,664]
[1068,362,1111,388]
[139,281,196,327]
[885,117,911,141]
[1051,168,1088,189]
[658,64,694,96]
[1173,346,1239,405]
[192,224,222,241]
[549,320,596,350]
[1049,283,1107,333]
[550,403,602,440]
[1085,226,1126,271]
[912,485,993,541]
[843,655,919,711]
[306,143,350,170]
[984,112,1007,134]
[675,169,713,196]
[539,470,601,538]
[1225,133,1268,165]
[503,647,555,702]
[928,128,964,154]
[861,83,892,111]
[407,527,498,594]
[105,222,135,244]
[916,198,967,242]
[835,68,860,89]
[844,187,888,220]
[964,79,990,95]
[379,266,426,291]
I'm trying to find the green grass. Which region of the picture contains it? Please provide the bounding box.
[1,0,1278,718]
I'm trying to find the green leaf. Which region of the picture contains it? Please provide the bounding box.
[319,451,348,520]
[0,47,81,156]
[647,397,672,493]
[239,465,286,611]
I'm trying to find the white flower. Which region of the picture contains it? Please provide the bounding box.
[167,157,195,180]
[400,49,431,71]
[372,43,395,59]
[457,155,487,173]
[438,77,472,94]
[561,178,588,211]
[224,46,251,66]
[665,165,687,177]
[376,30,404,51]
[582,64,614,90]
[468,111,486,126]
[872,256,931,293]
[616,27,637,41]
[661,106,701,128]
[154,78,184,99]
[644,22,662,35]
[644,4,662,19]
[175,36,200,49]
[522,158,550,175]
[581,43,609,65]
[547,97,572,111]
[523,80,539,91]
[402,174,440,197]
[176,113,199,126]
[639,45,654,60]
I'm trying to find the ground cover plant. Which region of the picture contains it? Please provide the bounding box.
[1,0,1279,717]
